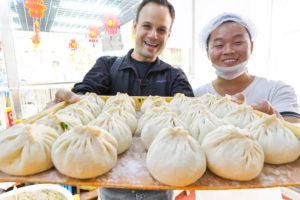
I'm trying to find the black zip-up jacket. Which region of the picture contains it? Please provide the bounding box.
[72,49,194,97]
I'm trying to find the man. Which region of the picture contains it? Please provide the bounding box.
[55,0,194,199]
[194,13,300,123]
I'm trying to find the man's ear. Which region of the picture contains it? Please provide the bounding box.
[133,20,137,32]
[250,41,254,53]
[206,48,210,59]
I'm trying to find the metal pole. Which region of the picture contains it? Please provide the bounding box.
[0,0,22,119]
[189,0,196,78]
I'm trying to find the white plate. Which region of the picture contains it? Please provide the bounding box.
[0,184,73,200]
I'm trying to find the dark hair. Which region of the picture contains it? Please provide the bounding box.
[135,0,175,26]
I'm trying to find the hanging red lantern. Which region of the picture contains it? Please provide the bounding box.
[69,39,78,51]
[25,0,46,48]
[103,15,120,40]
[32,33,40,48]
[30,20,41,48]
[87,26,100,47]
[25,0,47,20]
[33,20,39,33]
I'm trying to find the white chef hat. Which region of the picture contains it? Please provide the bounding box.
[200,12,257,49]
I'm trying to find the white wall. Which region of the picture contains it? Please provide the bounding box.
[175,0,300,99]
[3,0,300,100]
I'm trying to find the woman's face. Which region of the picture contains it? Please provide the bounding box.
[207,22,253,67]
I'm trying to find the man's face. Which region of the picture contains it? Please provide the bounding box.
[132,2,172,62]
[207,22,253,67]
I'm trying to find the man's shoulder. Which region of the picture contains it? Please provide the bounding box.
[159,60,184,74]
[94,56,126,72]
[159,59,177,68]
[253,76,288,89]
[96,55,118,64]
[194,82,212,96]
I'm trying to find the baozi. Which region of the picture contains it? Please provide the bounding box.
[147,127,206,186]
[0,124,58,176]
[103,99,136,116]
[246,115,300,164]
[202,125,264,181]
[169,93,191,114]
[211,95,239,118]
[140,96,166,113]
[141,112,186,149]
[224,104,260,128]
[52,125,118,179]
[189,110,227,143]
[89,113,132,154]
[106,92,135,107]
[196,93,218,110]
[35,113,82,133]
[105,107,137,134]
[138,107,172,132]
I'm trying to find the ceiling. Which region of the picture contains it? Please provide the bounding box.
[9,0,141,34]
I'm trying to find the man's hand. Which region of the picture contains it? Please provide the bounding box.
[251,100,282,118]
[231,93,245,104]
[231,94,283,119]
[46,89,81,109]
[54,89,81,104]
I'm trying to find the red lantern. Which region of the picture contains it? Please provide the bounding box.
[25,0,46,48]
[87,26,100,47]
[103,15,120,40]
[69,39,78,51]
[33,20,39,33]
[32,33,40,48]
[30,20,41,48]
[25,0,47,20]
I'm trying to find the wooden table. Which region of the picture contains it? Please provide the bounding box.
[0,137,299,190]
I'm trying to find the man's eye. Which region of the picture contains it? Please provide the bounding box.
[158,28,166,33]
[215,45,223,48]
[143,25,151,29]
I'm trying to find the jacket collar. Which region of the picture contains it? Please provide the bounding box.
[119,49,170,73]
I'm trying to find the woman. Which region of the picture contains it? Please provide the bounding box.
[194,13,300,123]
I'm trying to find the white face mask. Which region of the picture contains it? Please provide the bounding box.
[212,60,248,80]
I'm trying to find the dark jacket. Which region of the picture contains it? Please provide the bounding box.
[72,49,194,97]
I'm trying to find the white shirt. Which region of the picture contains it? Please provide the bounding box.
[194,76,299,113]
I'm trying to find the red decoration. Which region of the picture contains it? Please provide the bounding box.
[87,26,101,47]
[5,108,13,127]
[103,15,120,40]
[33,20,39,34]
[175,191,196,200]
[25,0,47,19]
[25,0,46,48]
[32,33,40,48]
[31,20,40,48]
[69,39,78,51]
